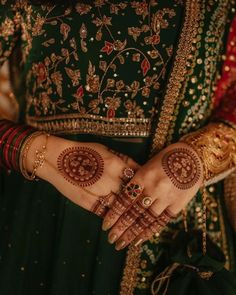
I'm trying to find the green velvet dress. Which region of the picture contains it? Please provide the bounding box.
[0,1,236,295]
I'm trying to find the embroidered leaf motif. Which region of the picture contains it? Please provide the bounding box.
[81,40,88,53]
[80,23,87,39]
[42,38,55,47]
[99,61,107,72]
[93,17,103,26]
[49,20,57,26]
[70,38,77,49]
[96,29,103,41]
[51,72,63,97]
[60,23,71,41]
[110,64,117,72]
[73,52,79,61]
[87,62,100,93]
[128,27,142,41]
[130,81,140,98]
[106,79,115,88]
[118,54,125,64]
[75,3,92,15]
[65,68,81,86]
[32,16,46,36]
[116,80,125,90]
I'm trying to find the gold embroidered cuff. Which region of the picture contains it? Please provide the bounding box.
[180,123,236,186]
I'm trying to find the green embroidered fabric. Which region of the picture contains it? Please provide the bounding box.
[0,1,235,294]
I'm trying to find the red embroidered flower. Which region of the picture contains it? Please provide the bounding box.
[76,85,84,98]
[107,109,116,118]
[101,41,114,55]
[151,34,160,45]
[141,59,150,76]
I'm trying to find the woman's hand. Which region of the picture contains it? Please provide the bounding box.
[25,133,139,216]
[102,142,204,250]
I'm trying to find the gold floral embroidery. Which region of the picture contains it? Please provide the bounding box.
[0,17,15,40]
[178,0,233,136]
[17,1,178,136]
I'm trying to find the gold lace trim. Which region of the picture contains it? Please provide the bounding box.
[150,0,201,155]
[120,245,141,295]
[26,114,151,137]
[224,171,236,234]
[119,1,201,294]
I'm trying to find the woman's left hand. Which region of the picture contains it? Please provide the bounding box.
[102,142,204,251]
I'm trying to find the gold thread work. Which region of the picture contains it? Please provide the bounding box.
[119,1,201,294]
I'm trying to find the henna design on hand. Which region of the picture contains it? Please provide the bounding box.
[162,148,202,190]
[92,192,115,217]
[57,146,104,187]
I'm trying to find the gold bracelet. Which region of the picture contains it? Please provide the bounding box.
[180,123,236,184]
[20,132,50,180]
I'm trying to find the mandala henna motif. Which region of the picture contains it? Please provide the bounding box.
[162,148,202,190]
[57,146,104,187]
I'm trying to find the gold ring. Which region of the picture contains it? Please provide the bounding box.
[141,196,153,208]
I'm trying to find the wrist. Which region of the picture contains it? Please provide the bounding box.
[180,123,236,185]
[0,120,36,171]
[25,133,47,173]
[20,132,50,180]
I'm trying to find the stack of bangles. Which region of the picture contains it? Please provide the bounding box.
[0,119,49,180]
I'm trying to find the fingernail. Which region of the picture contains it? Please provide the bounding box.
[102,221,111,231]
[108,233,117,244]
[134,239,143,247]
[115,240,126,251]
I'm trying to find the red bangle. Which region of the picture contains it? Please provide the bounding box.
[4,125,27,169]
[11,128,35,171]
[0,125,16,169]
[0,122,14,138]
[0,121,37,171]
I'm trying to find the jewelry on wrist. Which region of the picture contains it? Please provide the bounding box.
[180,123,236,185]
[20,132,50,180]
[0,120,36,171]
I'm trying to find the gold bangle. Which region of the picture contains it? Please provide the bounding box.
[180,123,236,184]
[19,131,44,179]
[20,132,50,180]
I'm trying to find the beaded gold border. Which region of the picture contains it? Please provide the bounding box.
[26,114,151,137]
[119,1,201,294]
[150,0,201,155]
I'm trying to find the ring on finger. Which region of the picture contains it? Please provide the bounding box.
[92,192,115,217]
[123,167,135,180]
[140,195,153,208]
[124,182,143,200]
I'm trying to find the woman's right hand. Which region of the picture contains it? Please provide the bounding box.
[25,133,140,217]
